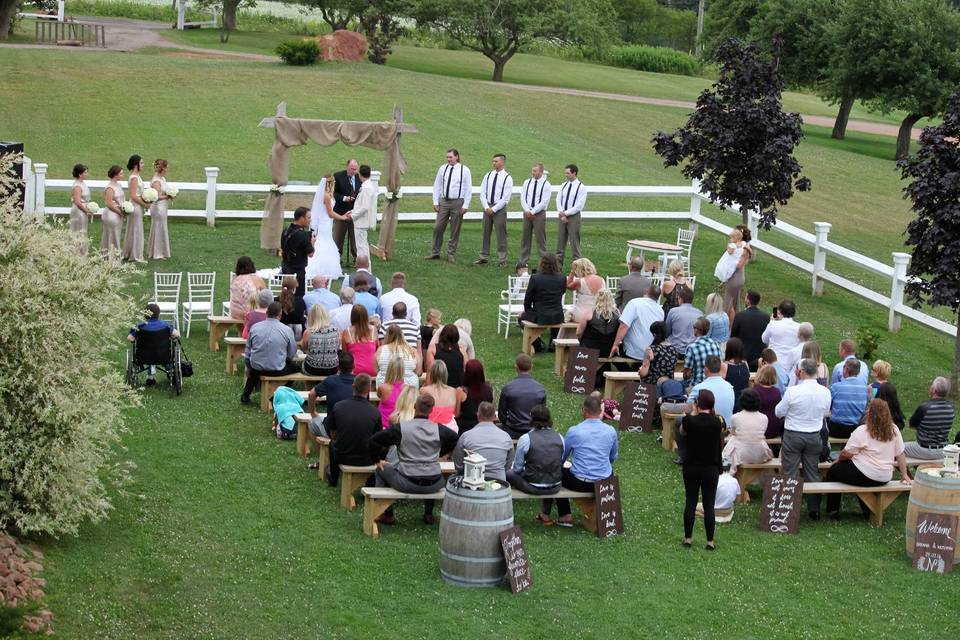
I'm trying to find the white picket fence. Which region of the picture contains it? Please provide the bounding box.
[22,160,955,339]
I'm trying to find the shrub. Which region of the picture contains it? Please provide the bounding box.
[276,39,320,65]
[0,153,138,537]
[856,325,882,361]
[600,44,703,76]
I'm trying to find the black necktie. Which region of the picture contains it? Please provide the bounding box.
[489,172,498,204]
[564,183,572,209]
[524,179,531,206]
[444,165,454,199]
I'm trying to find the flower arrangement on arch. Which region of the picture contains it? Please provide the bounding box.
[269,184,285,195]
[384,190,402,203]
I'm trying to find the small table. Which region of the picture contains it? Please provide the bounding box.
[207,315,244,351]
[626,240,682,272]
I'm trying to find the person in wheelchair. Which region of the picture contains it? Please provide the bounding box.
[241,301,299,404]
[128,303,180,387]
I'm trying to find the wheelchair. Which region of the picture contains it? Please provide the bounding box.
[125,327,184,395]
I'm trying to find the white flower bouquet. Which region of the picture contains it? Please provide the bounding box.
[142,187,159,203]
[269,184,285,195]
[85,202,100,214]
[385,190,402,203]
[164,184,179,198]
[122,201,134,215]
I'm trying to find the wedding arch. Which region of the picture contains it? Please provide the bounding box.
[258,102,417,260]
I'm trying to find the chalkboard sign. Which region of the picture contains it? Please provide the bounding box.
[499,526,532,593]
[564,347,599,395]
[912,512,957,574]
[619,381,657,433]
[594,475,625,538]
[759,475,803,534]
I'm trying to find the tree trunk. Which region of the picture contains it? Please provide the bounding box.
[896,113,921,161]
[831,95,854,140]
[491,58,506,82]
[0,0,23,41]
[222,0,239,31]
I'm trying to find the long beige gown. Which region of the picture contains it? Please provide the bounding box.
[122,174,145,262]
[69,179,90,256]
[146,175,171,259]
[101,180,123,255]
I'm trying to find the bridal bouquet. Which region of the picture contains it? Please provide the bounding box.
[85,201,100,214]
[122,201,134,215]
[165,184,179,198]
[269,184,285,195]
[385,190,402,203]
[142,187,159,203]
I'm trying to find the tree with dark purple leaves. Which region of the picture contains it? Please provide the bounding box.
[899,90,960,393]
[652,38,810,229]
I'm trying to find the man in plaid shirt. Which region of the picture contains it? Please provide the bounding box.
[683,317,723,387]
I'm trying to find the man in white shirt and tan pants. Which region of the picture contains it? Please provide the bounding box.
[427,148,472,264]
[474,153,514,267]
[349,165,376,260]
[555,163,587,268]
[519,162,551,267]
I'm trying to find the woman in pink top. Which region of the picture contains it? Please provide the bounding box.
[341,304,377,376]
[230,256,266,320]
[566,258,605,323]
[241,289,272,339]
[377,357,406,429]
[423,360,465,433]
[825,399,912,518]
[722,388,773,474]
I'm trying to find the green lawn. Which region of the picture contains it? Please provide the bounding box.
[36,215,956,639]
[162,27,306,57]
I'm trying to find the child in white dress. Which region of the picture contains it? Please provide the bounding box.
[713,228,745,283]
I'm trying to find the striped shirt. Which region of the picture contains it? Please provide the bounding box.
[909,398,955,449]
[829,377,869,426]
[379,317,420,349]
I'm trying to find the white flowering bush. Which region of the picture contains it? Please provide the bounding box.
[0,153,139,537]
[141,187,159,203]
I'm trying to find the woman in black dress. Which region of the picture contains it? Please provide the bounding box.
[577,289,619,388]
[679,390,723,550]
[640,320,679,386]
[458,359,494,433]
[428,324,466,388]
[522,253,566,352]
[722,337,750,409]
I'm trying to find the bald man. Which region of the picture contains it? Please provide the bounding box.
[333,159,360,267]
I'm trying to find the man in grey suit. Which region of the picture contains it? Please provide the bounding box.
[498,354,547,439]
[615,257,652,310]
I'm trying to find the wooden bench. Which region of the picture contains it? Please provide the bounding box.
[520,320,577,356]
[294,412,326,457]
[766,437,848,446]
[801,481,912,527]
[340,461,456,511]
[260,373,327,412]
[361,486,597,538]
[602,370,644,400]
[553,338,581,375]
[224,336,246,374]
[207,315,244,351]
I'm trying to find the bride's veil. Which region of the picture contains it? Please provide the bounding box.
[309,176,327,236]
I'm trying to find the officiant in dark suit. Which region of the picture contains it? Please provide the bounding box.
[333,159,360,266]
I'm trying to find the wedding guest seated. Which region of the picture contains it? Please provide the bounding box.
[759,348,788,394]
[240,302,298,405]
[380,272,420,325]
[761,299,800,365]
[308,351,355,439]
[127,303,180,386]
[697,463,741,524]
[869,360,892,397]
[453,319,477,360]
[753,365,784,441]
[420,308,442,357]
[242,289,273,339]
[905,376,955,459]
[301,304,339,376]
[521,253,566,352]
[329,286,355,332]
[426,324,467,388]
[721,388,772,473]
[577,288,619,387]
[730,290,769,371]
[375,324,420,387]
[665,286,701,355]
[615,256,651,310]
[829,359,869,438]
[507,405,564,525]
[721,338,750,409]
[831,339,868,384]
[303,275,340,314]
[277,275,307,338]
[875,382,906,430]
[369,393,459,525]
[458,359,494,434]
[661,259,694,316]
[611,285,663,361]
[230,256,266,320]
[423,360,465,432]
[825,399,912,519]
[498,354,547,439]
[786,340,830,387]
[343,255,382,298]
[683,318,723,387]
[379,302,420,349]
[552,394,618,527]
[782,322,815,378]
[387,385,418,428]
[341,304,377,377]
[327,374,381,487]
[377,357,405,430]
[566,257,606,324]
[453,402,515,481]
[351,273,381,321]
[705,292,730,349]
[638,319,679,386]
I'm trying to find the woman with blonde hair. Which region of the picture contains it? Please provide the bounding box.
[789,341,829,386]
[377,357,406,429]
[577,288,620,387]
[825,399,911,519]
[388,385,418,427]
[376,324,420,387]
[661,259,693,315]
[566,257,605,323]
[306,173,349,280]
[147,158,173,260]
[423,360,465,432]
[342,304,377,376]
[704,292,730,347]
[278,275,306,338]
[301,304,339,376]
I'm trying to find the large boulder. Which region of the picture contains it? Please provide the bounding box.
[317,30,367,62]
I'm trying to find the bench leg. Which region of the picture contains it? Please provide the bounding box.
[363,497,396,538]
[572,498,598,534]
[341,471,372,510]
[736,469,758,503]
[554,345,568,377]
[316,443,330,481]
[522,328,544,356]
[260,381,276,412]
[225,350,234,374]
[858,492,899,528]
[662,420,675,452]
[296,421,313,457]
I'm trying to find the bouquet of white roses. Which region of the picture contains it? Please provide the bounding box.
[85,201,100,214]
[122,201,134,215]
[385,190,402,203]
[142,187,159,203]
[164,184,179,198]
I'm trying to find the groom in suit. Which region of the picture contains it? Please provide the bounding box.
[333,159,360,267]
[349,165,376,261]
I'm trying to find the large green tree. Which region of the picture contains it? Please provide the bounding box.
[0,0,23,40]
[413,0,616,81]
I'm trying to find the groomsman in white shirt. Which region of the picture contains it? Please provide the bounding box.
[427,148,472,263]
[518,162,551,266]
[474,153,514,267]
[555,163,587,267]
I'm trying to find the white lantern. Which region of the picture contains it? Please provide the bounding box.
[462,451,487,490]
[943,444,960,472]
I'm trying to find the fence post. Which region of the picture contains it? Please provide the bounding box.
[889,252,911,332]
[177,0,185,29]
[204,166,219,227]
[57,0,64,21]
[747,211,760,244]
[812,221,831,296]
[33,162,47,221]
[689,178,702,220]
[22,157,34,217]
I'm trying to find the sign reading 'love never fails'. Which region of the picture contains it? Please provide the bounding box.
[564,347,599,394]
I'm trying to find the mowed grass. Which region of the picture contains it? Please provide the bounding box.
[37,215,956,639]
[162,27,304,56]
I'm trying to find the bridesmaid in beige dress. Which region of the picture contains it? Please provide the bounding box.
[69,163,92,256]
[147,158,172,260]
[102,165,125,256]
[122,154,148,263]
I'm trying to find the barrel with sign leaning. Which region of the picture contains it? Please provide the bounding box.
[438,477,514,587]
[905,466,960,561]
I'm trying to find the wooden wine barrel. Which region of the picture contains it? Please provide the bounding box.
[905,466,960,560]
[438,477,514,587]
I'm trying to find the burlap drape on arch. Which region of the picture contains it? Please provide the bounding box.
[261,117,406,256]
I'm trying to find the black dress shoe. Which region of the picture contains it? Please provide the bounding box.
[240,395,251,404]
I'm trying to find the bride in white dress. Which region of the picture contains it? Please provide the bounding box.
[306,174,350,280]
